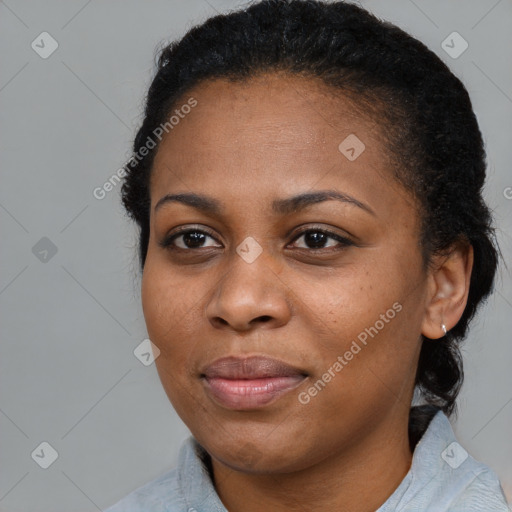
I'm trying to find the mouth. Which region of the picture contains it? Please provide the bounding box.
[200,355,308,410]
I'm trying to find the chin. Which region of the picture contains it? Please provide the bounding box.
[197,429,319,475]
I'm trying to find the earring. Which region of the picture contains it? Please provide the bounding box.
[442,324,447,335]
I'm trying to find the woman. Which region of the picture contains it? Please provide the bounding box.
[105,1,509,510]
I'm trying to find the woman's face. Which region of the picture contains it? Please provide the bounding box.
[142,73,430,473]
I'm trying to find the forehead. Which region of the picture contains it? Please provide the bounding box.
[150,72,415,219]
[160,72,381,150]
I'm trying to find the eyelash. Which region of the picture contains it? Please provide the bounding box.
[158,225,354,253]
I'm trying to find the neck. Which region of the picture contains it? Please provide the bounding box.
[210,413,413,512]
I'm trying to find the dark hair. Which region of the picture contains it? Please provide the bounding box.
[120,0,499,444]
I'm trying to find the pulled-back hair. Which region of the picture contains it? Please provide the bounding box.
[120,0,499,446]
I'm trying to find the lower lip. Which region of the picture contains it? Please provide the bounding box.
[202,376,306,410]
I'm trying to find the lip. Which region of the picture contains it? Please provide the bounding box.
[201,356,307,410]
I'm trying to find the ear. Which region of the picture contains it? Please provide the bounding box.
[421,240,474,339]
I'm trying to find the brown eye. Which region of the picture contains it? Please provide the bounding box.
[290,229,354,250]
[159,228,221,250]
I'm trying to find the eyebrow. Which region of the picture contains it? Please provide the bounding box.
[154,190,376,216]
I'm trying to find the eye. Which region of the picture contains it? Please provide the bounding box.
[159,227,221,250]
[289,227,354,251]
[159,225,354,252]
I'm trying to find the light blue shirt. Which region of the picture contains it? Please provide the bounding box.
[105,410,510,511]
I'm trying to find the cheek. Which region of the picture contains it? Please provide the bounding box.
[141,259,197,361]
[299,263,390,339]
[301,260,421,380]
[141,260,206,418]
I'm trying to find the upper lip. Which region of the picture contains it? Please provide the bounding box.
[201,356,307,379]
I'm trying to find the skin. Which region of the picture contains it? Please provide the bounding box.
[141,72,473,512]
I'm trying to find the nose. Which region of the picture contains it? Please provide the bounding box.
[205,250,292,332]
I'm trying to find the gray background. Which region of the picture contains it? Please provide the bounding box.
[0,0,511,510]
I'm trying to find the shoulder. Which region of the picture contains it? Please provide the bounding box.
[379,410,510,511]
[103,467,186,512]
[104,435,201,512]
[104,435,228,512]
[424,412,510,511]
[448,467,511,512]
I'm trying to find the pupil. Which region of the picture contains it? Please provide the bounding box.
[184,232,205,247]
[305,232,326,248]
